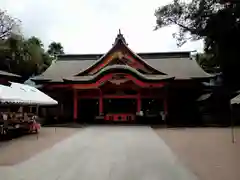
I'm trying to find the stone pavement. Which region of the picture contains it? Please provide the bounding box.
[0,126,198,180]
[155,128,240,180]
[0,127,79,166]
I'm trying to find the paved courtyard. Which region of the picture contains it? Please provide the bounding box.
[155,127,240,180]
[0,126,198,180]
[0,127,79,165]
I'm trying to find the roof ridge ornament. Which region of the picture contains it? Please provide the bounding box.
[113,29,128,46]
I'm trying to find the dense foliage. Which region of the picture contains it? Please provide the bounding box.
[195,53,220,74]
[155,0,240,88]
[0,10,64,79]
[47,42,64,58]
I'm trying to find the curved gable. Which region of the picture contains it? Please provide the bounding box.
[64,65,173,83]
[76,31,165,76]
[63,65,172,89]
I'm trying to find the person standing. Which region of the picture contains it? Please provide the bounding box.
[2,112,8,135]
[160,111,166,122]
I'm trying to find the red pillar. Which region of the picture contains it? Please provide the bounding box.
[99,89,103,115]
[137,93,141,112]
[73,89,78,121]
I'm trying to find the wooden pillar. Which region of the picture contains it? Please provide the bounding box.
[137,93,141,112]
[99,89,103,115]
[164,86,168,121]
[164,98,168,115]
[73,89,78,121]
[60,104,64,116]
[36,106,39,115]
[164,85,169,116]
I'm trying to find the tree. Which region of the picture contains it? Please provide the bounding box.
[0,34,53,79]
[195,53,220,74]
[47,42,64,57]
[27,36,44,47]
[155,0,240,89]
[16,36,54,77]
[0,9,66,79]
[0,10,21,40]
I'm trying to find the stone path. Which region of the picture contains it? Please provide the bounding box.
[0,126,198,180]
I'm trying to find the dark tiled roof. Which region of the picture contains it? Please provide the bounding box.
[33,32,202,82]
[57,51,191,61]
[33,56,211,82]
[146,58,211,79]
[33,60,95,81]
[58,54,102,61]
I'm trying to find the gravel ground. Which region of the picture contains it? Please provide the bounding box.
[0,127,79,166]
[154,127,240,180]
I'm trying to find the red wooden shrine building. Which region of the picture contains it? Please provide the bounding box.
[33,32,212,125]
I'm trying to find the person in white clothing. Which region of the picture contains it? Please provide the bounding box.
[160,111,166,121]
[2,112,8,121]
[1,112,8,135]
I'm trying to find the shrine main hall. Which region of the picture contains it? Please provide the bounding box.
[33,32,212,125]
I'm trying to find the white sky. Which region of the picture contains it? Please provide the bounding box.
[0,0,203,54]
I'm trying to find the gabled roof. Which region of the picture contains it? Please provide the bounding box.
[57,51,190,60]
[76,31,163,75]
[32,31,212,83]
[63,65,173,82]
[33,56,210,82]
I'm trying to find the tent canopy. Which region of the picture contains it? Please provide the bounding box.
[0,85,26,104]
[0,83,58,105]
[231,94,240,104]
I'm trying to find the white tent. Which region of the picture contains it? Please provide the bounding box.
[0,83,58,105]
[231,94,240,104]
[0,85,27,104]
[10,82,58,105]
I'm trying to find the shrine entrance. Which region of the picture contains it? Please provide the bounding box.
[71,70,169,124]
[78,99,99,123]
[103,98,137,122]
[104,99,137,114]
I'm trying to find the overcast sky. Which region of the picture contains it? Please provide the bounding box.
[0,0,203,54]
